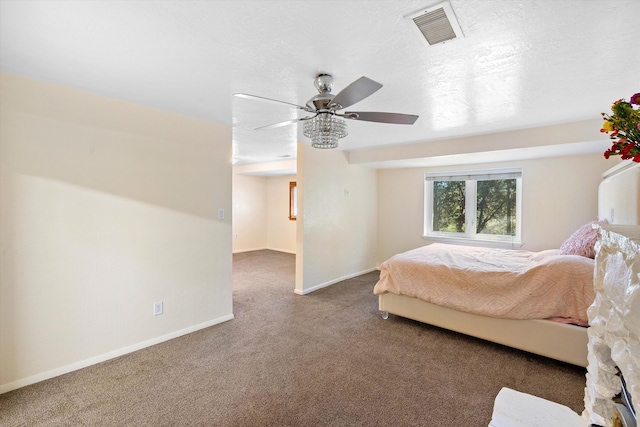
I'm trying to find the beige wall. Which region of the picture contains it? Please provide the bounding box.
[0,73,233,392]
[349,119,607,167]
[376,153,612,264]
[232,174,267,252]
[231,173,296,254]
[295,142,377,294]
[266,175,297,253]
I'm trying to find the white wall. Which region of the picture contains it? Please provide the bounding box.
[295,142,377,294]
[376,153,612,264]
[231,173,296,254]
[0,73,233,392]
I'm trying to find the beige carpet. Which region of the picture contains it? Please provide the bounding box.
[0,249,587,426]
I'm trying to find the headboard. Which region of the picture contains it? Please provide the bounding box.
[598,162,640,225]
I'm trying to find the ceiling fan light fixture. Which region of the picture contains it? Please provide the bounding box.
[237,74,418,150]
[303,113,347,149]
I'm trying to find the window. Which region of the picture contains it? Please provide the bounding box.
[424,168,522,245]
[289,181,297,220]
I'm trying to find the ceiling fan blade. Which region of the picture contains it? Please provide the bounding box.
[255,115,316,131]
[343,111,419,125]
[233,93,309,111]
[329,76,383,110]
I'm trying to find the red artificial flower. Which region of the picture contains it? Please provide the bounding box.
[601,92,639,162]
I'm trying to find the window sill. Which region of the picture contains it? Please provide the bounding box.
[422,234,523,249]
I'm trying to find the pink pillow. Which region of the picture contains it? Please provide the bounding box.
[559,220,608,258]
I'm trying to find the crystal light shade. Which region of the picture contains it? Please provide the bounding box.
[303,113,347,149]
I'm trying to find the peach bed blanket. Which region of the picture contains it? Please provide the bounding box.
[373,243,595,325]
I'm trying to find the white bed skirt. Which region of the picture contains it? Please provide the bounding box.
[379,293,588,367]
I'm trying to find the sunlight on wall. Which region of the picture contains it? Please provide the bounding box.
[0,72,233,393]
[1,174,231,388]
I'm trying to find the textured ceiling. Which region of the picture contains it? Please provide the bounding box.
[1,0,639,167]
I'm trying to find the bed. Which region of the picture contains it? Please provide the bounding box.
[374,162,640,367]
[374,244,595,366]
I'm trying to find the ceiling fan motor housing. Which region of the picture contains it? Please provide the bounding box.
[306,93,335,111]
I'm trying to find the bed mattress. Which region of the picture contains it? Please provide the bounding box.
[374,243,595,325]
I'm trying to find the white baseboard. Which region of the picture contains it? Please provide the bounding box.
[232,247,266,254]
[0,313,234,395]
[266,247,296,254]
[233,247,296,255]
[294,268,377,295]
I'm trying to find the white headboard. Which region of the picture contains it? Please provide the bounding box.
[598,162,640,224]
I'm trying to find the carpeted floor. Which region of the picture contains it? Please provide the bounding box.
[0,249,587,426]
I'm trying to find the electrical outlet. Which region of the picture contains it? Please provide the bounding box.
[218,208,225,220]
[153,301,163,316]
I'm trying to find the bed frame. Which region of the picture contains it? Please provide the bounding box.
[379,292,588,367]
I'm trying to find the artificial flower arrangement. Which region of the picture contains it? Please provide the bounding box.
[602,92,640,162]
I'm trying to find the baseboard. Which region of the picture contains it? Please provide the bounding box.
[265,247,296,254]
[294,268,377,295]
[232,247,267,254]
[0,313,234,395]
[233,247,296,255]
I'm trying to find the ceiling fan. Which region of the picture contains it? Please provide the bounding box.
[234,74,419,149]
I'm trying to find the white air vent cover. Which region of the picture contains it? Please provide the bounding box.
[405,2,464,46]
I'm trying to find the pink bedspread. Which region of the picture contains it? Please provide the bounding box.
[373,243,595,325]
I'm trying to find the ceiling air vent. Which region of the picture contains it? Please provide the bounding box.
[405,2,464,47]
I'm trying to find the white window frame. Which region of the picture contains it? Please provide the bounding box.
[423,167,523,248]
